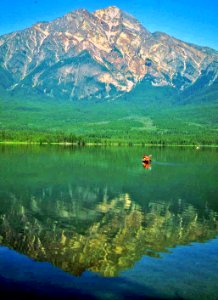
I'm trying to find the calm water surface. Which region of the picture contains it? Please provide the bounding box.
[0,145,218,299]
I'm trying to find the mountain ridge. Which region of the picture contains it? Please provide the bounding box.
[0,5,217,100]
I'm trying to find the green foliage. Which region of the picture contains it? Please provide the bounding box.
[0,84,217,145]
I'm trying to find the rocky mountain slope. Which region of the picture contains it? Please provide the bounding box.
[0,6,217,100]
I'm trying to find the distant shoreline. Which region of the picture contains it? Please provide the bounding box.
[1,141,218,148]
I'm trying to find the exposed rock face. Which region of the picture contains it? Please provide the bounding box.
[0,6,217,99]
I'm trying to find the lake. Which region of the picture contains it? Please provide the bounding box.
[0,145,218,299]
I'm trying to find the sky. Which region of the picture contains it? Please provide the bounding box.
[0,0,217,50]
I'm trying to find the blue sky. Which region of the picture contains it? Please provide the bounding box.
[0,0,217,49]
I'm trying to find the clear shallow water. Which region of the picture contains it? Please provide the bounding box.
[0,145,218,299]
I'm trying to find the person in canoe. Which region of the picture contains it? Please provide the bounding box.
[142,154,152,170]
[142,154,152,164]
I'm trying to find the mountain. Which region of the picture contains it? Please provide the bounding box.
[0,6,217,100]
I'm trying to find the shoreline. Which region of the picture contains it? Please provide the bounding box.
[0,141,218,148]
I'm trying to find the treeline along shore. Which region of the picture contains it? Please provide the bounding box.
[0,130,217,146]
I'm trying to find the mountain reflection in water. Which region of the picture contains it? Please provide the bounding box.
[0,145,218,279]
[0,188,218,277]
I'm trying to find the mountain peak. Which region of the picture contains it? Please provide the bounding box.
[94,6,123,22]
[94,6,122,15]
